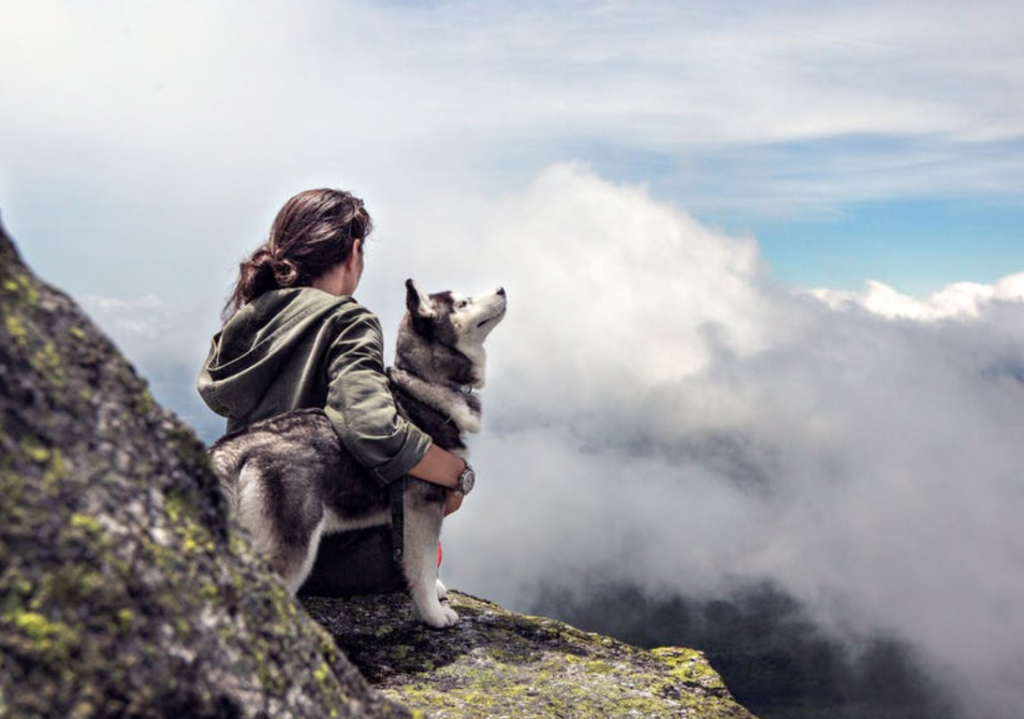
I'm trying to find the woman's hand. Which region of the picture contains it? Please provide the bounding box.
[444,490,464,516]
[409,444,469,491]
[409,444,470,516]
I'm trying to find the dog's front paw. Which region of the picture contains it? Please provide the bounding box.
[420,603,460,629]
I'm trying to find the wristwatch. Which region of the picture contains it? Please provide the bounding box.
[455,464,476,496]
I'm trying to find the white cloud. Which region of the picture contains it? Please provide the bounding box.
[377,164,777,424]
[3,0,1024,217]
[80,292,223,436]
[84,294,185,341]
[809,272,1024,320]
[381,165,1024,719]
[3,1,1023,317]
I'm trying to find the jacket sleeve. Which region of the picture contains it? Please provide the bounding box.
[322,306,433,485]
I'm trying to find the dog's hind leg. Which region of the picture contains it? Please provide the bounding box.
[235,461,326,595]
[402,480,459,628]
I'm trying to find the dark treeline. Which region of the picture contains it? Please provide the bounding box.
[532,581,962,719]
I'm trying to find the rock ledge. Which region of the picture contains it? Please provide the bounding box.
[305,591,758,719]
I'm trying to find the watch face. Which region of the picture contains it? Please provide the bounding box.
[460,468,476,494]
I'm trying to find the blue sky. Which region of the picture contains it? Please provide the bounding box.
[3,4,1024,715]
[2,0,1023,304]
[757,197,1024,293]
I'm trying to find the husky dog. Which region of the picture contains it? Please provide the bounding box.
[209,280,506,628]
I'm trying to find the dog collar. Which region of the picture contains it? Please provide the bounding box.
[449,382,474,395]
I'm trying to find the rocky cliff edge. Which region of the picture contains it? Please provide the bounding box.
[306,591,757,718]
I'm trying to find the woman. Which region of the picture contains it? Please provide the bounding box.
[197,188,469,594]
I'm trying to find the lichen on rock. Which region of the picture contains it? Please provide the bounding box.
[304,592,759,718]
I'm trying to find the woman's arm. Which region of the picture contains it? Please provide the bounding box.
[408,443,465,489]
[324,307,434,484]
[409,444,468,516]
[323,304,471,515]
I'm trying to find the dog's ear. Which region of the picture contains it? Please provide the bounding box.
[405,279,436,338]
[405,279,434,319]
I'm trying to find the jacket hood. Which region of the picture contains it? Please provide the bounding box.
[198,288,352,419]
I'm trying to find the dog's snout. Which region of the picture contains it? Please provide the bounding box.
[496,287,506,297]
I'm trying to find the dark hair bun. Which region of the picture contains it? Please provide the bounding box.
[234,247,277,298]
[273,257,299,287]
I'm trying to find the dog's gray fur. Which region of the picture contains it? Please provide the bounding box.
[209,280,506,627]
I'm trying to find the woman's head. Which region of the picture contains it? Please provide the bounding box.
[225,188,372,318]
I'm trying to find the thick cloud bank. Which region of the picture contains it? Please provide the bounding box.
[385,165,1024,719]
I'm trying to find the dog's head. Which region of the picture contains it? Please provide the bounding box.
[404,279,507,352]
[394,281,506,429]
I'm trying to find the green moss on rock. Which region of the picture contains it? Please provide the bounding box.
[2,270,40,305]
[4,313,28,346]
[3,610,78,664]
[132,389,155,415]
[652,646,729,691]
[18,435,51,464]
[304,592,759,719]
[30,341,65,387]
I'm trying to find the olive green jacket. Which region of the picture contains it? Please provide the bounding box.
[197,287,432,485]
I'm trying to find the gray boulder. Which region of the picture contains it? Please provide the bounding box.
[306,591,758,718]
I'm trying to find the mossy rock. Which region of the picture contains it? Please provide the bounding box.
[304,591,760,718]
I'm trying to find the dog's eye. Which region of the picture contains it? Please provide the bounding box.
[455,299,470,310]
